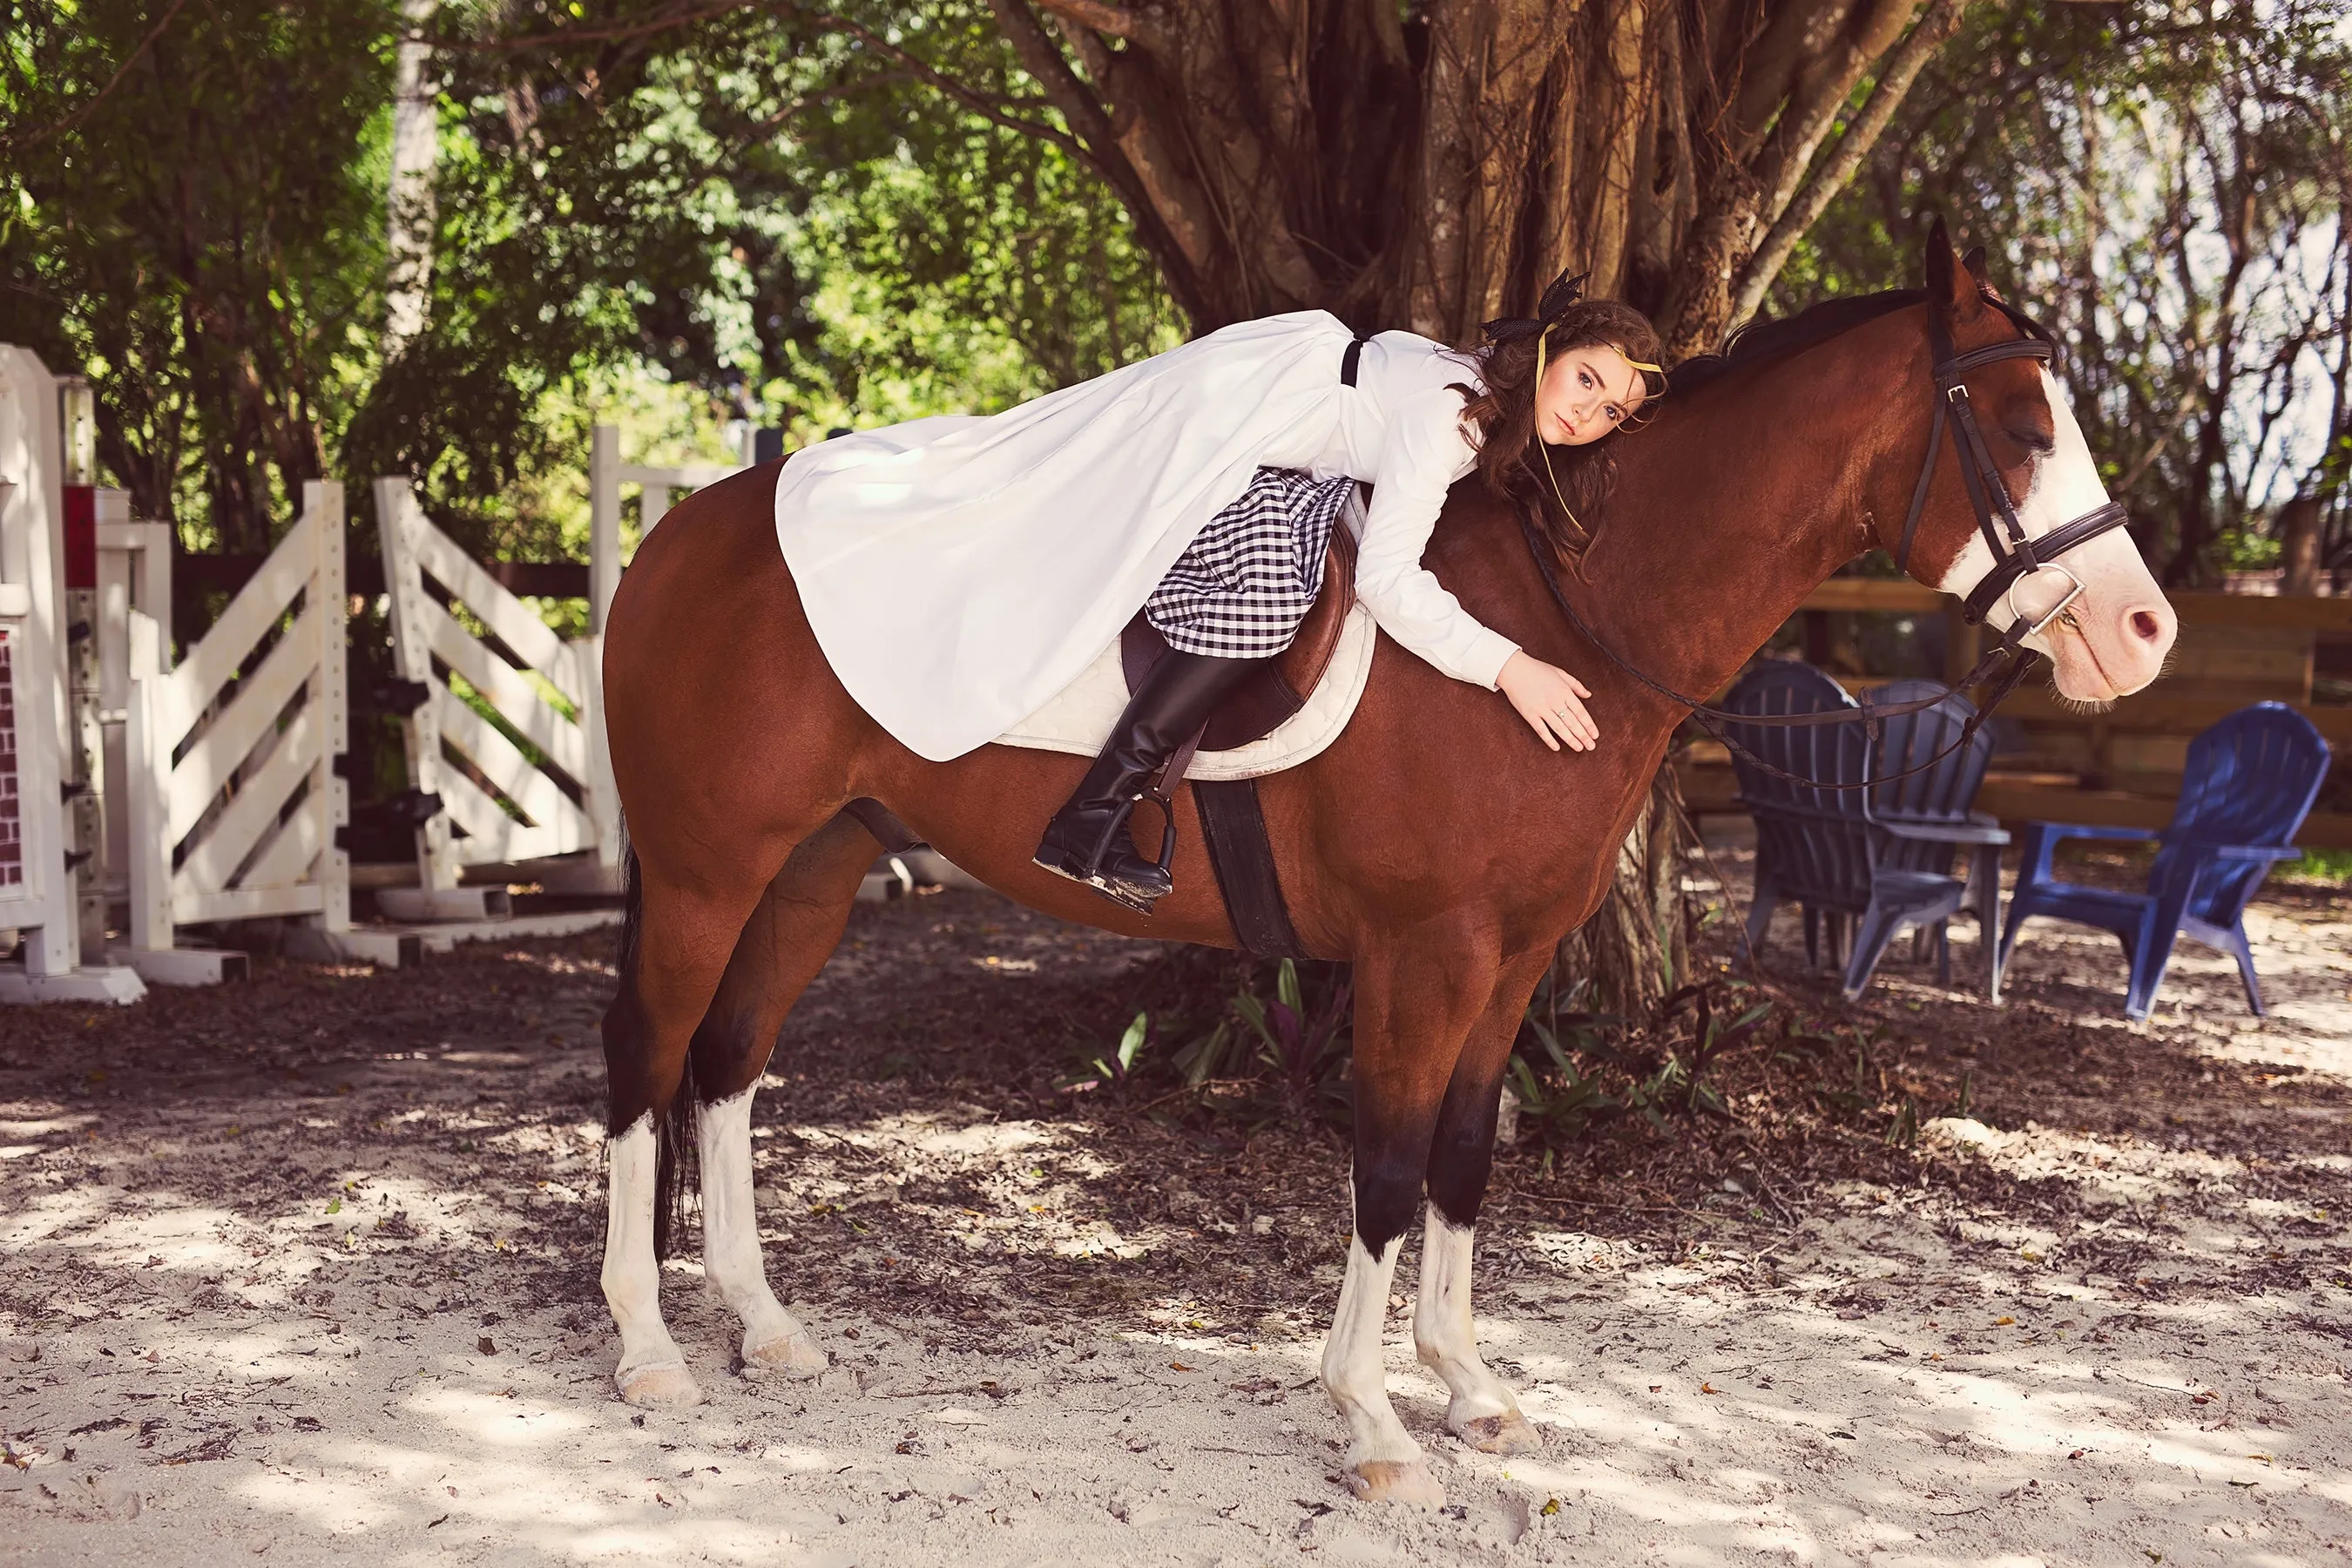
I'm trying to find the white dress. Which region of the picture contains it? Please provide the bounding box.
[773,309,1520,761]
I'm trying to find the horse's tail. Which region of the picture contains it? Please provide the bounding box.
[605,826,699,1262]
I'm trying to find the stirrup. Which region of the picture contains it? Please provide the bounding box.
[1033,784,1179,915]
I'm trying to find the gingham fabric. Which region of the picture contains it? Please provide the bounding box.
[1145,467,1358,657]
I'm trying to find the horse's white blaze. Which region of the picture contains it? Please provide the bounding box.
[601,1114,691,1383]
[1933,368,2103,635]
[1410,1213,1517,1425]
[1929,368,2167,697]
[1320,1218,1423,1473]
[697,1086,823,1369]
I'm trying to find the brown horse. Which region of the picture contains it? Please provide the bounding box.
[594,223,2175,1506]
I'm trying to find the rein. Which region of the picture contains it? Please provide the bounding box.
[1511,294,2129,794]
[1512,501,2030,792]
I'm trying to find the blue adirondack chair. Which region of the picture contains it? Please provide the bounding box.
[1725,663,2007,1001]
[1997,701,2330,1021]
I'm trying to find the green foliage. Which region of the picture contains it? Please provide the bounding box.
[1060,1009,1152,1092]
[1078,956,1352,1125]
[1781,0,2352,585]
[3,0,1174,570]
[0,0,399,549]
[2282,848,2352,885]
[1508,972,1762,1142]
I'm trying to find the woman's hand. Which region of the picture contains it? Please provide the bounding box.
[1497,651,1598,753]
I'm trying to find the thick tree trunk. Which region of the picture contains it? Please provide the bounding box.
[1557,765,1694,1018]
[997,0,1959,354]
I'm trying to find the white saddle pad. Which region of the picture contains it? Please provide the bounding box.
[995,499,1375,781]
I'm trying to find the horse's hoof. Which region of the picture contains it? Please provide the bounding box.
[617,1360,704,1409]
[1452,1409,1541,1455]
[742,1329,828,1378]
[1346,1460,1445,1508]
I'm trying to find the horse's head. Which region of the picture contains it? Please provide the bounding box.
[1889,220,2175,703]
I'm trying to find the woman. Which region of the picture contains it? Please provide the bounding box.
[773,272,1665,912]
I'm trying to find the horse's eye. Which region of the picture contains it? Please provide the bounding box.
[2005,426,2056,455]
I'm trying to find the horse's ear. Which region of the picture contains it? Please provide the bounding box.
[1923,216,1982,326]
[1961,244,2011,305]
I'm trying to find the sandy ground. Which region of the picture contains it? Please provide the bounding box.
[2,848,2349,1566]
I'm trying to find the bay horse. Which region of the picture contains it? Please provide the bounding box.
[595,222,2175,1506]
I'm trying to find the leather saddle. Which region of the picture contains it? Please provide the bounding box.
[1119,521,1359,752]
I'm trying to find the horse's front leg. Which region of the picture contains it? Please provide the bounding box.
[1321,936,1505,1508]
[1411,961,1551,1455]
[693,816,880,1375]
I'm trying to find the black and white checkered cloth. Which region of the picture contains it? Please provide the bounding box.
[1146,467,1357,658]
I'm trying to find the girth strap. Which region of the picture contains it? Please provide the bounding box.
[1196,779,1308,958]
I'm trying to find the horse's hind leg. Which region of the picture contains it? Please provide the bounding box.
[689,811,880,1376]
[1414,954,1551,1457]
[602,858,777,1409]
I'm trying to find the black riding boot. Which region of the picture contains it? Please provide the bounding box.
[1033,650,1267,913]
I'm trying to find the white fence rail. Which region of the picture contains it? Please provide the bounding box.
[586,422,750,632]
[375,478,617,897]
[92,497,172,914]
[122,482,351,945]
[0,344,143,1002]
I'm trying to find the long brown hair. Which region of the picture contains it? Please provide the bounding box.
[1452,300,1665,558]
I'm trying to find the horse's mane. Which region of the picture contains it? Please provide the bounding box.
[1665,287,1925,397]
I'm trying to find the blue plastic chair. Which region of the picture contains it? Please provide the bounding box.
[1997,702,2330,1021]
[1725,664,2007,1001]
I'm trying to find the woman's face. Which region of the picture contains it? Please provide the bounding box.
[1536,343,1649,447]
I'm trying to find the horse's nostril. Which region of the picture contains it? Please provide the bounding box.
[2130,609,2164,643]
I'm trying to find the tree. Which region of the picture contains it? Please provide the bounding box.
[0,0,396,551]
[1782,0,2352,586]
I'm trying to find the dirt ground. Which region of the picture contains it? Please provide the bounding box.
[2,842,2348,1567]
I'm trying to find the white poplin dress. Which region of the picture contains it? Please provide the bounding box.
[773,309,1520,761]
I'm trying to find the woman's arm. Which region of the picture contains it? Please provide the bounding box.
[1355,386,1521,686]
[1358,387,1598,751]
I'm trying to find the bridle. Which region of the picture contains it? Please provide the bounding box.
[1895,296,2130,659]
[1515,291,2136,792]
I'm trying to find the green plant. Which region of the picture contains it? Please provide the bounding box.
[1060,1010,1151,1093]
[1506,974,1769,1145]
[1229,959,1353,1119]
[2283,848,2352,884]
[1508,1012,1619,1142]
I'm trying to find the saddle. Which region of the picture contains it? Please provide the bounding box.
[1118,520,1360,751]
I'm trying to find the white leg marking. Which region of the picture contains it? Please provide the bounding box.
[1319,1186,1443,1506]
[602,1115,702,1407]
[1412,1212,1538,1454]
[698,1087,827,1377]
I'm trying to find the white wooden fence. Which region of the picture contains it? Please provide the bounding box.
[370,425,749,901]
[0,345,144,1003]
[586,422,750,632]
[121,482,353,950]
[375,478,618,902]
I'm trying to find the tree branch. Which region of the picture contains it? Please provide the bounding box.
[803,11,1092,159]
[1728,0,1963,326]
[984,0,1210,320]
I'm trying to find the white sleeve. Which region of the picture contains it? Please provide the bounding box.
[1354,386,1520,689]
